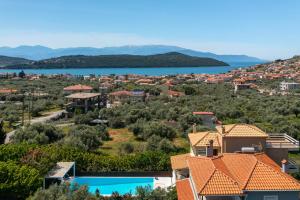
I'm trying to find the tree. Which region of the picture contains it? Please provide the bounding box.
[11,123,63,145]
[18,70,26,78]
[158,138,176,153]
[62,125,107,151]
[119,142,134,155]
[145,135,161,151]
[0,161,41,199]
[0,120,5,144]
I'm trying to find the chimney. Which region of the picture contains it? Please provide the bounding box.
[221,125,225,135]
[206,140,214,157]
[281,159,287,173]
[192,123,196,133]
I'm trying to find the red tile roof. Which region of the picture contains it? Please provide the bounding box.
[109,90,132,96]
[63,84,92,91]
[184,153,300,196]
[0,88,17,94]
[176,179,194,200]
[193,111,214,115]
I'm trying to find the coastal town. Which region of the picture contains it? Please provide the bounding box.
[1,55,300,200]
[1,1,300,200]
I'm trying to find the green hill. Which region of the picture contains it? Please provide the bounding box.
[0,55,32,67]
[4,52,229,69]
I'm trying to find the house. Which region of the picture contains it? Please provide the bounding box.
[65,92,101,113]
[63,84,93,94]
[0,88,18,95]
[135,78,154,85]
[234,83,251,93]
[109,90,146,105]
[187,124,299,171]
[280,81,300,91]
[192,112,217,128]
[164,90,185,98]
[173,152,300,200]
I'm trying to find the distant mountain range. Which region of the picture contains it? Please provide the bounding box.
[3,52,228,69]
[0,45,266,63]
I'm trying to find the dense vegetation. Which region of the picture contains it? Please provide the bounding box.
[28,184,177,200]
[1,77,300,199]
[0,55,32,67]
[5,52,228,69]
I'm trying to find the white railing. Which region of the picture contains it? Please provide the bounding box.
[266,133,299,151]
[288,159,299,173]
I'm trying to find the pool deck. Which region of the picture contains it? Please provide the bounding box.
[153,177,173,189]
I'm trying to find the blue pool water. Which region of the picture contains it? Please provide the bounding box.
[71,177,154,195]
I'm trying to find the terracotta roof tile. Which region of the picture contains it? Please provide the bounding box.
[176,179,194,200]
[63,84,92,91]
[171,153,190,170]
[183,153,300,196]
[188,132,221,148]
[201,170,242,195]
[216,124,268,137]
[245,161,300,191]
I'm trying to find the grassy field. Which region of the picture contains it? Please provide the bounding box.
[100,128,190,155]
[100,128,145,155]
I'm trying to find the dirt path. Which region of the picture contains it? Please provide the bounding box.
[4,110,65,144]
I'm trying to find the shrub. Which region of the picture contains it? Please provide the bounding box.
[119,142,134,155]
[11,123,63,145]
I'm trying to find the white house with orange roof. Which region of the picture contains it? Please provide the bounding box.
[173,153,300,200]
[171,124,300,199]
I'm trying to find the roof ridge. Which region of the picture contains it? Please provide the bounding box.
[245,124,266,134]
[198,167,217,194]
[215,156,244,188]
[243,157,259,189]
[226,124,238,134]
[194,132,210,146]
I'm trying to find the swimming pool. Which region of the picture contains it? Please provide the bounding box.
[71,177,154,195]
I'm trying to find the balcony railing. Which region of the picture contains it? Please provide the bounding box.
[287,159,299,173]
[266,133,299,151]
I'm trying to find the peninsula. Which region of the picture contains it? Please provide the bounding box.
[2,52,229,69]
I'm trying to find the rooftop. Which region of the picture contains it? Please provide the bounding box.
[66,92,100,99]
[216,124,268,137]
[176,179,194,200]
[63,84,92,91]
[185,153,300,196]
[170,153,191,170]
[46,162,75,178]
[188,131,221,148]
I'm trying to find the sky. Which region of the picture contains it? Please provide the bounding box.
[0,0,300,60]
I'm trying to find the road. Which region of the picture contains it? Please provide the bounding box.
[4,110,65,144]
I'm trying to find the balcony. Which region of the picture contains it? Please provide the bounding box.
[287,159,299,173]
[266,133,299,151]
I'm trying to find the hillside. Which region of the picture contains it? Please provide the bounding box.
[4,52,229,69]
[0,45,265,63]
[0,55,32,67]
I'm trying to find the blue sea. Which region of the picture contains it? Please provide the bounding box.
[0,62,259,76]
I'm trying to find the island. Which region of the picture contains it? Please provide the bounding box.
[2,52,229,69]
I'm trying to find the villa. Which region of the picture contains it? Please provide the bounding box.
[173,153,300,200]
[63,84,93,94]
[171,123,300,200]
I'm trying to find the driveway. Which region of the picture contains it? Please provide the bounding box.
[4,110,65,144]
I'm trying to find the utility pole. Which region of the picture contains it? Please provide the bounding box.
[21,93,25,126]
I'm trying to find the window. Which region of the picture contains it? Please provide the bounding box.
[264,195,278,200]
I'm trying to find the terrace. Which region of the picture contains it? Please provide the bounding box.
[267,133,299,173]
[266,133,299,151]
